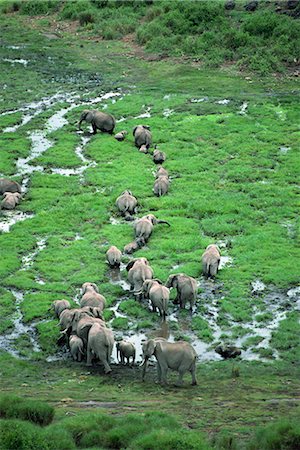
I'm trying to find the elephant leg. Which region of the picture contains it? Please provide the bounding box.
[86,346,93,366]
[92,123,97,134]
[190,363,197,385]
[158,361,168,385]
[175,370,185,387]
[156,361,162,383]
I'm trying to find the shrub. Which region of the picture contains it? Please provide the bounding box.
[130,429,212,450]
[247,419,300,450]
[0,419,46,450]
[0,395,54,426]
[19,0,60,15]
[78,10,95,26]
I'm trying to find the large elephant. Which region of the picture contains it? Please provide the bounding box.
[133,125,152,149]
[86,322,114,373]
[116,340,136,365]
[51,299,70,318]
[153,176,169,197]
[80,282,106,311]
[0,178,22,195]
[126,257,154,294]
[166,274,197,310]
[78,109,115,134]
[141,338,198,386]
[106,246,122,268]
[134,214,170,242]
[1,192,22,210]
[201,244,221,277]
[142,279,169,319]
[115,190,138,220]
[69,310,106,347]
[69,334,84,362]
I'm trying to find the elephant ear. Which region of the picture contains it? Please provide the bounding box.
[91,283,99,293]
[126,260,137,271]
[143,125,151,130]
[133,126,138,136]
[81,283,88,294]
[83,110,94,123]
[167,275,177,288]
[144,339,156,358]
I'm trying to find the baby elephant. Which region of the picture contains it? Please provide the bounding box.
[123,237,145,255]
[69,334,84,362]
[139,144,149,153]
[156,167,168,178]
[1,192,22,210]
[201,244,221,277]
[116,340,136,365]
[106,246,122,268]
[114,130,127,141]
[153,150,166,164]
[153,176,169,197]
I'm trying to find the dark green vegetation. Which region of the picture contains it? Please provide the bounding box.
[0,5,299,450]
[1,0,300,74]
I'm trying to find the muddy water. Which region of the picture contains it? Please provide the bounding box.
[0,211,34,233]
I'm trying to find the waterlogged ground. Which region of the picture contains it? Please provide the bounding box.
[0,14,299,445]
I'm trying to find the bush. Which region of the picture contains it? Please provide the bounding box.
[0,419,46,450]
[0,395,54,426]
[20,0,60,15]
[130,429,212,450]
[78,10,95,26]
[247,419,300,450]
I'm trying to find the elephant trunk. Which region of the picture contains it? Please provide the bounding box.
[78,120,83,130]
[140,358,149,381]
[157,220,171,226]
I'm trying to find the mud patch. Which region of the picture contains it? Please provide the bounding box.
[0,211,34,233]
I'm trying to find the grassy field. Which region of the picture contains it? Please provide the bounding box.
[0,7,299,450]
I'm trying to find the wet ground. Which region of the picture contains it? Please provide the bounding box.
[0,88,299,365]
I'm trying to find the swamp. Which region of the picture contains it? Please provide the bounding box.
[0,1,299,449]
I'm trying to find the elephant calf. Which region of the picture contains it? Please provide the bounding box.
[114,130,127,141]
[1,192,22,210]
[142,279,169,319]
[153,176,169,197]
[141,338,197,386]
[78,109,115,134]
[166,274,197,311]
[123,237,145,254]
[156,167,168,178]
[153,150,166,165]
[133,125,152,149]
[201,244,221,277]
[69,334,84,362]
[116,340,136,365]
[106,246,122,268]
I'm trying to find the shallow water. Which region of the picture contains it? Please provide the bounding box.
[0,211,35,233]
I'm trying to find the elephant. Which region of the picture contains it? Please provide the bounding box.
[1,192,22,210]
[106,245,122,268]
[116,340,136,365]
[115,190,137,220]
[80,282,106,311]
[142,279,169,319]
[225,0,235,10]
[134,214,170,242]
[133,125,152,149]
[215,345,241,359]
[68,310,106,347]
[86,322,114,373]
[81,306,104,320]
[201,244,221,277]
[156,167,168,178]
[126,257,154,295]
[78,109,115,134]
[244,1,258,11]
[51,299,70,318]
[153,176,169,197]
[69,334,84,362]
[139,144,148,153]
[141,338,198,386]
[0,178,22,195]
[59,308,80,332]
[153,150,166,165]
[166,274,197,310]
[114,130,127,141]
[123,237,145,254]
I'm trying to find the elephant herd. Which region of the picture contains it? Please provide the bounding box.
[77,108,223,384]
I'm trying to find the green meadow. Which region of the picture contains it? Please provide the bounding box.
[0,4,299,449]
